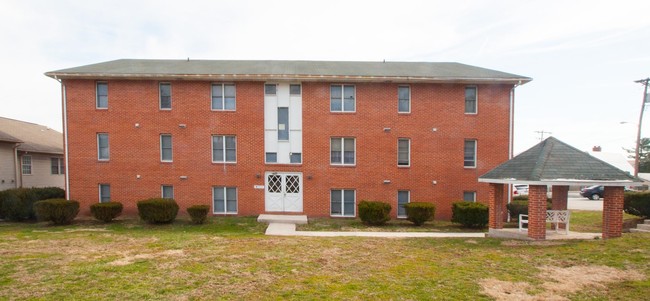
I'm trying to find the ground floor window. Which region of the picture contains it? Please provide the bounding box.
[162,185,174,199]
[397,190,410,218]
[463,191,476,202]
[213,186,237,214]
[99,184,110,203]
[331,189,355,217]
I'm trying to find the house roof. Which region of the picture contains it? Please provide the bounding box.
[0,130,22,143]
[479,137,642,186]
[0,117,63,155]
[45,59,532,84]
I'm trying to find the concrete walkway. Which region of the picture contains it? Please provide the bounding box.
[264,222,486,238]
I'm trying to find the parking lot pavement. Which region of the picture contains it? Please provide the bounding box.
[568,191,603,211]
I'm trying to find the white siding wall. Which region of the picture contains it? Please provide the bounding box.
[0,143,17,190]
[20,153,64,189]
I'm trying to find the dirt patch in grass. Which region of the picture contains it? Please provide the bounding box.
[501,240,567,247]
[480,265,645,300]
[108,249,185,266]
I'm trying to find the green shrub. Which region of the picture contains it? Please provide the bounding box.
[90,202,123,222]
[137,198,179,224]
[624,191,650,218]
[451,202,489,228]
[506,200,528,220]
[358,200,391,226]
[0,187,65,221]
[33,199,79,225]
[512,195,529,201]
[404,202,436,226]
[187,205,210,224]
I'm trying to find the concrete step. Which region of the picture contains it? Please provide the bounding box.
[636,224,650,231]
[257,214,308,225]
[630,228,650,233]
[644,219,650,225]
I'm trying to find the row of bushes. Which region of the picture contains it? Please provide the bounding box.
[624,192,650,218]
[358,200,488,228]
[0,187,66,221]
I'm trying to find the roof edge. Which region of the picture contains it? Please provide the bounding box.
[478,178,643,186]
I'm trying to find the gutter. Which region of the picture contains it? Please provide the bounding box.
[13,143,20,188]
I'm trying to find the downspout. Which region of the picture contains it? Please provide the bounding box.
[13,144,20,188]
[56,76,70,199]
[506,81,520,221]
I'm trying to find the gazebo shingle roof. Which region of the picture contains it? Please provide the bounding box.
[479,137,641,185]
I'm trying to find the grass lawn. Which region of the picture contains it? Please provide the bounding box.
[0,214,649,300]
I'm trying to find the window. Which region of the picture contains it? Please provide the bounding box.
[331,137,355,165]
[398,86,410,113]
[290,84,301,95]
[21,155,32,175]
[278,107,289,141]
[97,133,109,160]
[51,158,65,175]
[212,135,236,163]
[160,83,171,109]
[213,186,237,214]
[398,138,410,166]
[265,84,276,95]
[212,83,236,110]
[160,134,173,162]
[330,85,355,112]
[162,185,174,199]
[463,191,476,202]
[290,153,302,164]
[397,191,410,218]
[464,140,477,168]
[96,82,108,109]
[99,184,110,203]
[331,189,355,217]
[465,86,477,114]
[266,152,277,163]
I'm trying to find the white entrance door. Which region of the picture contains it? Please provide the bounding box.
[265,172,303,212]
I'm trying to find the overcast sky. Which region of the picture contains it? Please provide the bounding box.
[2,0,650,155]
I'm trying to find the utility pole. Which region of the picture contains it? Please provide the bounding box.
[633,78,650,177]
[534,130,552,141]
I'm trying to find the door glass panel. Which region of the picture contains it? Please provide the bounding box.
[268,175,282,193]
[285,175,300,193]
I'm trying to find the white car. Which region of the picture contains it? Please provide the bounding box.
[513,184,529,196]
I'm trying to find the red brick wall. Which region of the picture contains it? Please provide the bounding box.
[63,79,513,220]
[602,186,624,239]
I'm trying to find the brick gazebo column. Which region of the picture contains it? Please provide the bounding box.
[551,186,569,230]
[602,186,624,239]
[528,185,548,240]
[488,183,506,229]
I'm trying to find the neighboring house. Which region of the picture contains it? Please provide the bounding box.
[46,59,530,218]
[0,117,65,190]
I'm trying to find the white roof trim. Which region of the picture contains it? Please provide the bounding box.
[478,178,643,186]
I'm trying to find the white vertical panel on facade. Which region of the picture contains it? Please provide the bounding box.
[278,142,290,163]
[264,130,278,152]
[264,96,277,130]
[289,131,302,153]
[277,84,290,107]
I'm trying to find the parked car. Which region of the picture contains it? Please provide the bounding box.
[580,185,604,200]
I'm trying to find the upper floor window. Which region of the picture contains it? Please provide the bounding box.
[162,185,174,199]
[464,139,477,168]
[96,82,108,109]
[99,184,111,203]
[51,158,65,175]
[331,137,355,165]
[463,191,476,202]
[265,84,276,95]
[97,133,109,160]
[465,86,477,114]
[212,83,236,110]
[290,84,301,95]
[398,86,410,113]
[398,138,410,166]
[22,155,32,175]
[278,107,289,141]
[212,135,236,163]
[330,85,355,112]
[160,83,171,110]
[160,134,173,162]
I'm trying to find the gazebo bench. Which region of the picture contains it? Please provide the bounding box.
[519,210,570,234]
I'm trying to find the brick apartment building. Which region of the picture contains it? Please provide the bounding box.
[46,60,530,219]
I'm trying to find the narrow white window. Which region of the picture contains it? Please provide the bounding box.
[162,185,174,199]
[22,155,32,175]
[99,184,111,203]
[160,83,172,110]
[331,189,355,217]
[97,133,109,160]
[398,138,410,167]
[397,190,410,218]
[213,186,237,214]
[96,82,108,109]
[160,134,173,162]
[464,139,477,168]
[398,86,410,113]
[465,86,477,114]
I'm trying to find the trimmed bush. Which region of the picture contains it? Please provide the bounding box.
[0,187,65,221]
[90,202,123,222]
[404,202,436,226]
[506,200,529,220]
[187,205,210,224]
[451,202,489,228]
[33,199,79,225]
[137,198,179,224]
[358,200,391,226]
[624,191,650,218]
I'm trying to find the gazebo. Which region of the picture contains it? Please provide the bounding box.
[479,137,642,240]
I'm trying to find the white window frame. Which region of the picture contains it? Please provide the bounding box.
[99,184,110,203]
[330,189,356,217]
[464,139,477,168]
[97,133,109,161]
[21,155,32,175]
[160,134,173,162]
[397,190,410,218]
[211,83,236,111]
[463,191,477,202]
[465,86,478,115]
[159,82,172,110]
[212,135,237,163]
[330,84,356,113]
[398,85,411,113]
[397,138,411,167]
[161,185,174,199]
[96,82,108,109]
[330,137,356,166]
[213,186,238,214]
